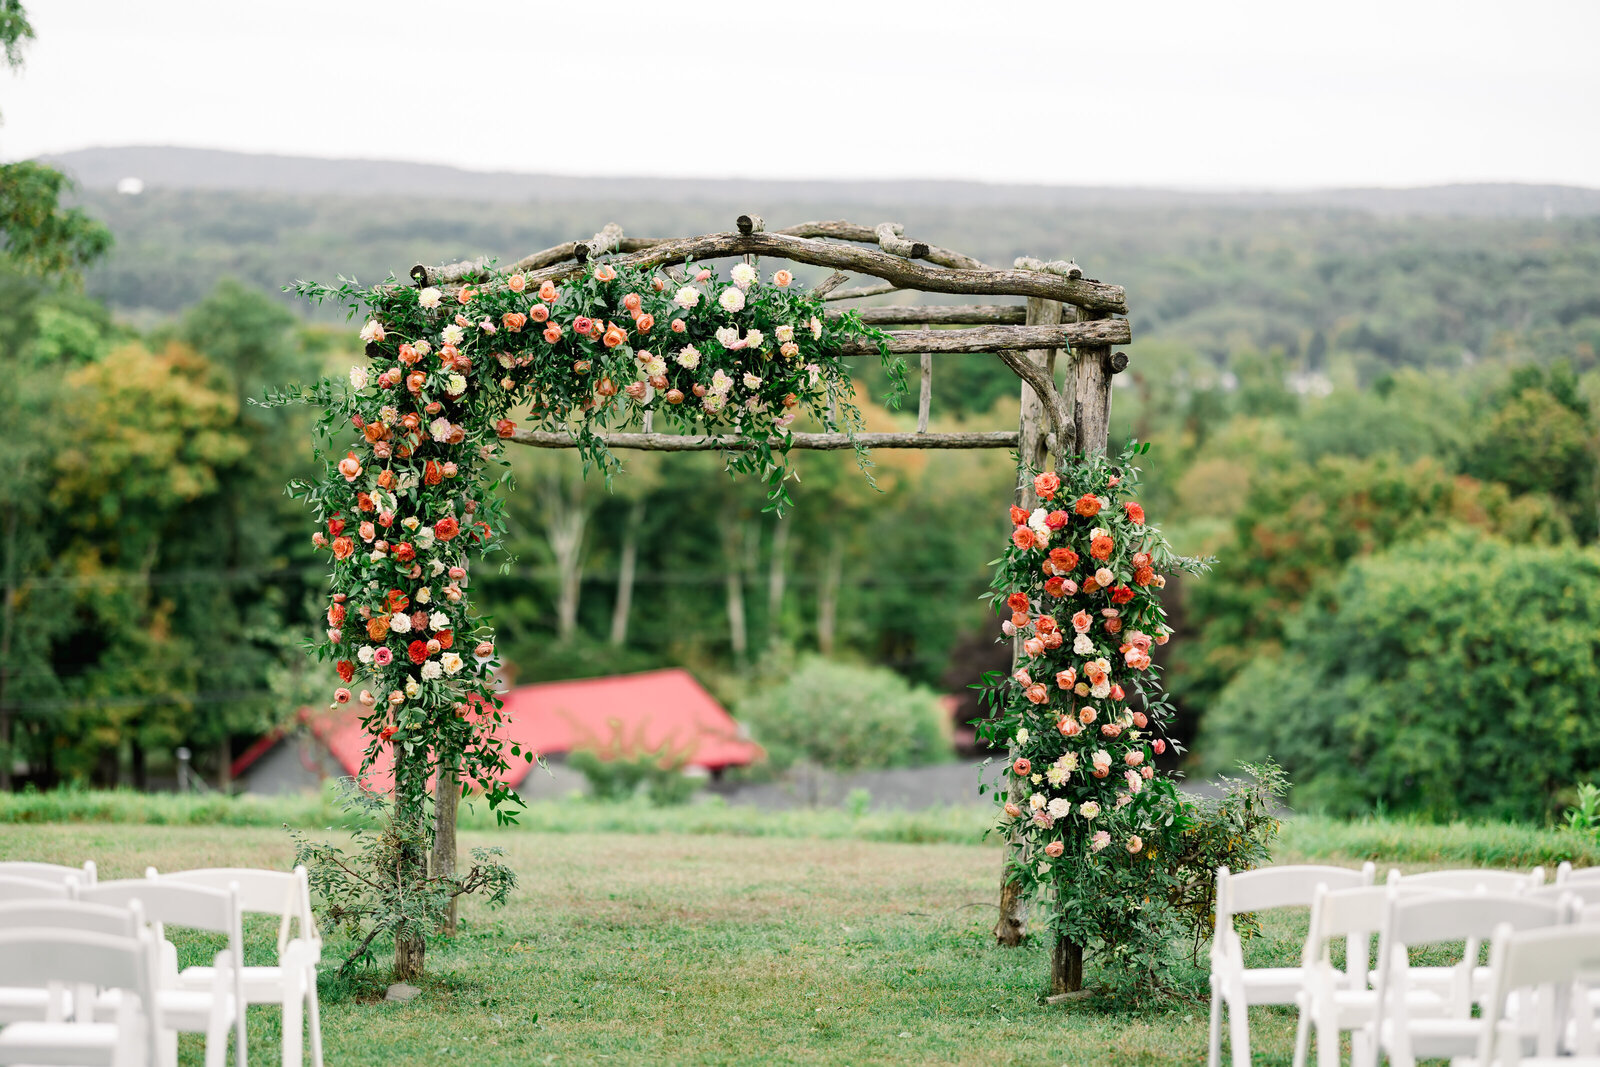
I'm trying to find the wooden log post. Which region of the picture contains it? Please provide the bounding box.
[995,295,1064,949]
[432,758,460,936]
[1044,305,1120,994]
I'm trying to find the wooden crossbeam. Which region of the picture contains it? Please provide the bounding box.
[839,305,1027,325]
[507,430,1020,451]
[837,320,1130,355]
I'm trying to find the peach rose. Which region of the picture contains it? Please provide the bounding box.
[543,323,563,343]
[1033,472,1060,500]
[1044,840,1065,858]
[1025,683,1049,704]
[594,265,617,282]
[773,269,793,287]
[337,452,362,481]
[1058,717,1082,737]
[1055,668,1076,689]
[507,273,527,292]
[1071,610,1093,634]
[1012,757,1031,776]
[538,280,559,302]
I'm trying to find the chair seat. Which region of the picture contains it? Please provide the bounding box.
[0,986,58,1023]
[96,988,232,1033]
[1384,1016,1482,1059]
[179,964,293,1003]
[0,1020,122,1065]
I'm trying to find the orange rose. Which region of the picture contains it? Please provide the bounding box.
[1073,494,1101,518]
[1011,526,1036,550]
[502,312,527,333]
[622,293,642,313]
[1090,533,1115,560]
[331,536,354,559]
[405,371,425,394]
[543,323,563,343]
[538,280,558,302]
[366,615,391,641]
[456,286,476,304]
[377,469,395,490]
[398,343,420,365]
[602,327,626,348]
[1048,547,1079,571]
[424,460,443,486]
[1124,502,1145,524]
[1032,472,1060,500]
[434,516,460,541]
[634,313,654,333]
[495,419,517,438]
[337,452,362,481]
[1006,592,1030,613]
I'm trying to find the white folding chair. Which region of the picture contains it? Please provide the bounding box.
[0,928,163,1067]
[1389,867,1545,895]
[1558,862,1600,887]
[1293,883,1444,1067]
[0,861,97,887]
[1209,863,1375,1067]
[1371,892,1564,1067]
[0,874,75,902]
[156,866,321,1067]
[1472,923,1600,1066]
[0,900,142,1024]
[81,879,244,1067]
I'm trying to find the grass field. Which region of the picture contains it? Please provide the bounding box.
[0,799,1588,1066]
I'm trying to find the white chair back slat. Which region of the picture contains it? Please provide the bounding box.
[1388,892,1562,947]
[80,879,235,936]
[1478,924,1600,1065]
[0,927,162,1066]
[1390,867,1544,895]
[1221,863,1373,917]
[0,861,96,887]
[159,866,316,953]
[1563,865,1600,886]
[0,899,140,939]
[0,875,74,903]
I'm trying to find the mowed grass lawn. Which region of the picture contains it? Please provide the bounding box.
[0,823,1319,1067]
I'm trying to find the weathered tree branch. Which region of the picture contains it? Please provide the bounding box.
[837,320,1129,354]
[822,282,903,302]
[997,348,1074,453]
[1014,256,1083,279]
[776,220,989,270]
[507,430,1020,451]
[809,271,851,299]
[873,222,929,260]
[837,304,1027,326]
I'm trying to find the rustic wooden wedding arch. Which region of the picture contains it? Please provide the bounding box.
[413,215,1131,951]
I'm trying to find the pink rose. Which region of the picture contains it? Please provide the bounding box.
[373,647,393,666]
[1090,831,1111,852]
[1043,840,1065,858]
[1071,610,1092,634]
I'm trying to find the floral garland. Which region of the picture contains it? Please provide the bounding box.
[280,258,894,816]
[977,443,1208,955]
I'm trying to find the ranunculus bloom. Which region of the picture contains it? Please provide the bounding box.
[1003,801,1023,820]
[336,660,354,683]
[1110,584,1135,605]
[1125,750,1144,767]
[1006,592,1030,613]
[772,269,793,287]
[1073,494,1101,518]
[1090,533,1115,560]
[456,286,476,304]
[1012,757,1031,776]
[373,647,393,666]
[1124,502,1145,524]
[1078,706,1098,725]
[333,687,352,704]
[1043,840,1065,858]
[1153,739,1167,755]
[1033,472,1060,500]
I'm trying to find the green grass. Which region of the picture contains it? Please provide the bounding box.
[3,795,1592,1064]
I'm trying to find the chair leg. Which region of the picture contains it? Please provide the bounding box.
[1208,976,1224,1067]
[305,977,323,1067]
[281,991,303,1067]
[1227,996,1252,1067]
[1292,992,1312,1067]
[1315,1012,1338,1067]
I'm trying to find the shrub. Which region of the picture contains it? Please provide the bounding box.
[735,656,950,771]
[1199,529,1600,820]
[565,719,701,807]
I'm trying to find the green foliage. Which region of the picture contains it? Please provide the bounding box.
[566,721,701,807]
[288,784,515,974]
[0,162,113,285]
[1176,454,1571,711]
[1565,784,1600,837]
[0,0,33,70]
[1200,530,1600,819]
[736,655,950,772]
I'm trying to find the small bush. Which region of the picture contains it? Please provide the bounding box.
[735,656,951,772]
[565,719,701,807]
[1199,529,1600,820]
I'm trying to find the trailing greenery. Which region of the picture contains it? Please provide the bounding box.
[735,655,951,771]
[1199,529,1600,819]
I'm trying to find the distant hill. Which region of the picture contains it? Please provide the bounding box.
[43,145,1600,219]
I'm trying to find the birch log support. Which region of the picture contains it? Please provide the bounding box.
[1014,257,1084,279]
[427,232,1128,311]
[917,344,933,434]
[509,429,1020,451]
[995,296,1063,949]
[1073,307,1116,456]
[736,214,765,235]
[842,305,1028,326]
[432,761,459,935]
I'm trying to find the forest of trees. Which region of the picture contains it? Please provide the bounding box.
[3,165,1598,813]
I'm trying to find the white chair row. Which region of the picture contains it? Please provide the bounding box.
[1209,862,1558,1067]
[0,861,323,1067]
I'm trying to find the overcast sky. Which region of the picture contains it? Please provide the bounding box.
[4,0,1597,189]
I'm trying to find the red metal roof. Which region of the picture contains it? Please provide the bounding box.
[296,668,761,793]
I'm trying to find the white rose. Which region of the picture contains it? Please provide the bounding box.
[402,516,421,531]
[428,558,445,576]
[446,373,468,396]
[1015,728,1030,745]
[1028,792,1046,811]
[420,660,443,681]
[730,263,757,290]
[441,652,464,676]
[676,346,701,369]
[429,611,450,631]
[416,528,436,549]
[405,677,421,697]
[389,612,412,634]
[357,646,375,664]
[743,329,764,350]
[414,586,431,604]
[417,287,442,309]
[1047,797,1072,819]
[742,372,762,390]
[1073,633,1095,655]
[718,288,746,313]
[359,319,385,343]
[349,366,369,390]
[1091,679,1111,699]
[714,326,741,348]
[775,325,794,343]
[429,417,453,442]
[673,286,701,310]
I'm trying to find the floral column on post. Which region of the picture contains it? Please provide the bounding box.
[978,443,1206,991]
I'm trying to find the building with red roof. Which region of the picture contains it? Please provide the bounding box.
[233,668,762,795]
